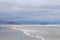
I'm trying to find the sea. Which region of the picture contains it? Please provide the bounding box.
[0,24,60,40]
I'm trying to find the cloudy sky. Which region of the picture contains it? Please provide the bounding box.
[0,0,60,21]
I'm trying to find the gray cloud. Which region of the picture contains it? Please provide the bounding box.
[0,0,60,21]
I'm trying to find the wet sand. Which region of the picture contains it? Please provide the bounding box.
[0,25,40,40]
[0,24,60,40]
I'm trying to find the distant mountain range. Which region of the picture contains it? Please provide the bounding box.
[0,20,60,24]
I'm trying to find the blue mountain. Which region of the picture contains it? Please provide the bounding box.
[0,20,60,24]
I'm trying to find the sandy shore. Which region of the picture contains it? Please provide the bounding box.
[0,24,40,40]
[0,24,60,40]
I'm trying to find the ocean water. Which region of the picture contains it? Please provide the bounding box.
[0,24,60,40]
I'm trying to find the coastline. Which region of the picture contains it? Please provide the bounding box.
[0,24,60,40]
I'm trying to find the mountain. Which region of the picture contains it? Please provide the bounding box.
[0,20,60,24]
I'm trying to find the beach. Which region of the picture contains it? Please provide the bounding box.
[0,24,40,40]
[0,24,60,40]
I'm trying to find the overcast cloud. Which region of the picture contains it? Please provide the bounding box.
[0,0,60,21]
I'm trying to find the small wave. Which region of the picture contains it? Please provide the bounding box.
[12,27,44,40]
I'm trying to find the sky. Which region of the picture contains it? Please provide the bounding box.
[0,0,60,22]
